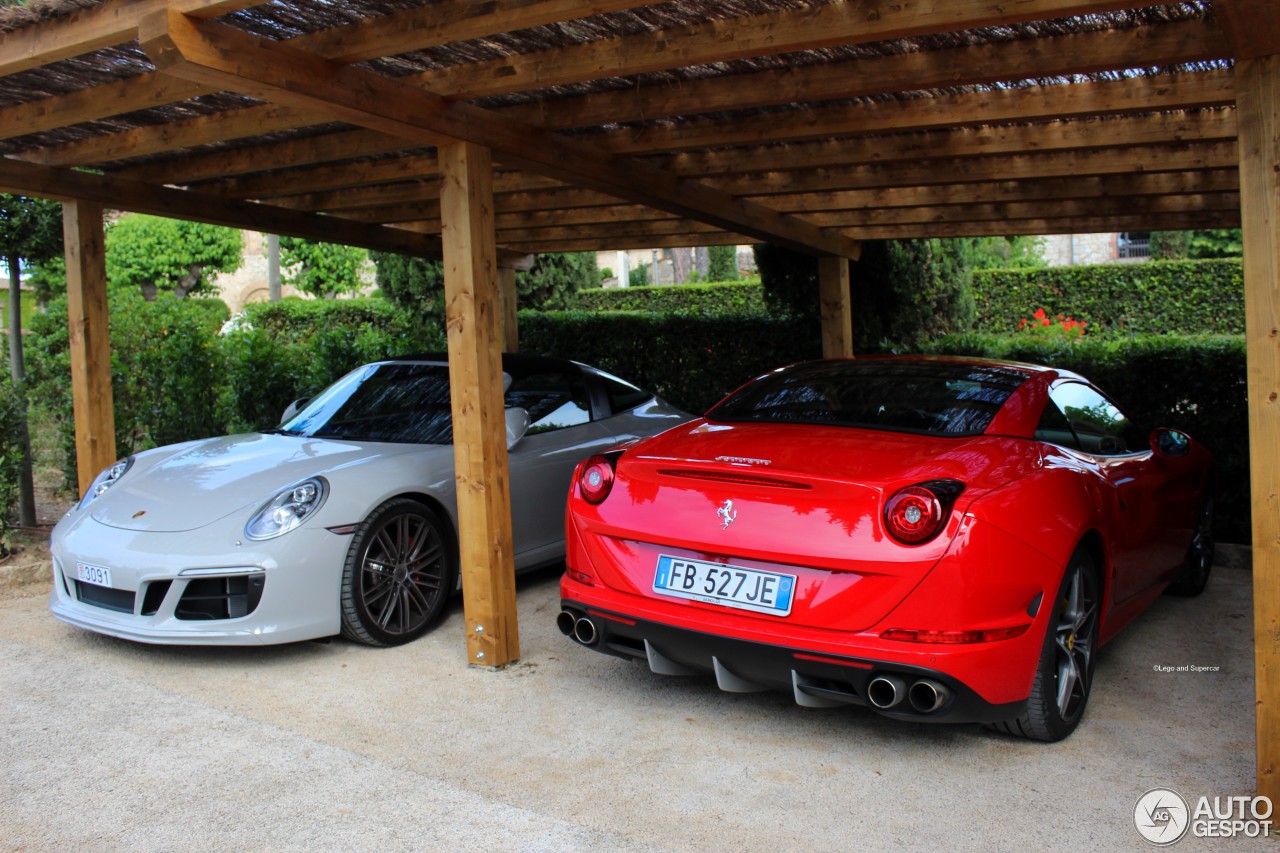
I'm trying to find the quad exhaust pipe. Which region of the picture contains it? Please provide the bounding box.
[908,679,949,714]
[867,675,906,709]
[867,674,950,714]
[557,609,599,646]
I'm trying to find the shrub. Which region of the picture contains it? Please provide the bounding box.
[971,259,1243,334]
[519,310,819,413]
[27,292,232,485]
[565,281,765,315]
[0,376,25,553]
[222,298,446,432]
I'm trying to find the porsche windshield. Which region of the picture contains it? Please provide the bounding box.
[708,360,1028,436]
[279,363,458,444]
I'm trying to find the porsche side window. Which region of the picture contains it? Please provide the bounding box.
[1047,382,1143,456]
[601,374,651,414]
[505,371,592,433]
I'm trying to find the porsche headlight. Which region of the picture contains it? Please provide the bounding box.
[79,457,134,509]
[245,477,329,540]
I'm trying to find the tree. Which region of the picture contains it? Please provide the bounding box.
[279,237,369,298]
[516,252,596,309]
[371,251,596,317]
[370,252,446,324]
[1150,229,1243,260]
[106,214,243,300]
[0,193,63,526]
[707,245,738,282]
[755,238,976,350]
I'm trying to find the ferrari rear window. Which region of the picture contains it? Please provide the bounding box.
[707,360,1028,436]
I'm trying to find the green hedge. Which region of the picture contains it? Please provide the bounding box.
[917,332,1248,543]
[565,281,765,315]
[519,310,817,413]
[221,298,445,432]
[27,296,446,484]
[0,376,24,550]
[972,259,1243,334]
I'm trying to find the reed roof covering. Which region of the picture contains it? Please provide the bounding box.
[0,0,1264,256]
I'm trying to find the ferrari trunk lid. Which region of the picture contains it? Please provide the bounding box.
[586,420,1037,633]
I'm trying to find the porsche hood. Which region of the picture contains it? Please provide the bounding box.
[89,433,438,533]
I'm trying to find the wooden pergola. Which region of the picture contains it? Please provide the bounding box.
[0,0,1276,794]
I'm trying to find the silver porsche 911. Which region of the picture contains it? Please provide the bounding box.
[50,354,690,647]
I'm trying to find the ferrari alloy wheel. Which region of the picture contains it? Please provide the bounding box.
[1169,494,1215,597]
[340,498,456,646]
[991,549,1099,742]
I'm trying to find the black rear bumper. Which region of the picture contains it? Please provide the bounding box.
[559,599,1025,725]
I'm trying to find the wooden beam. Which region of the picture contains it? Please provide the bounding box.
[1216,0,1280,60]
[197,117,1235,207]
[497,209,1245,251]
[0,0,254,77]
[61,199,115,495]
[138,11,862,258]
[659,110,1239,177]
[415,0,1139,99]
[440,140,519,669]
[117,45,1237,191]
[0,157,448,258]
[292,0,658,65]
[501,17,1230,130]
[819,257,853,359]
[498,266,519,354]
[599,70,1236,155]
[1237,53,1280,804]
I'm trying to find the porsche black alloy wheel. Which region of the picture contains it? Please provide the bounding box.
[340,498,455,647]
[990,549,1099,742]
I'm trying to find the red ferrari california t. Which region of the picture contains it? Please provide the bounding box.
[557,356,1214,741]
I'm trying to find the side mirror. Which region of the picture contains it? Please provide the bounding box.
[280,397,310,425]
[1152,428,1191,459]
[505,407,531,450]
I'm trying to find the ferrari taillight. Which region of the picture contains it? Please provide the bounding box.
[578,455,616,504]
[884,480,965,545]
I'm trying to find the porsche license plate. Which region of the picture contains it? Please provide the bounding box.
[653,555,794,616]
[76,562,112,588]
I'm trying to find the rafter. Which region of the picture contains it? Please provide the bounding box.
[192,113,1235,206]
[499,17,1229,132]
[0,0,255,77]
[0,0,660,143]
[138,10,862,258]
[53,16,1223,183]
[1215,0,1280,60]
[597,70,1236,155]
[415,0,1139,100]
[0,157,446,258]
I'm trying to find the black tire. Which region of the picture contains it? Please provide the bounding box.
[1168,494,1214,597]
[989,548,1100,742]
[340,497,456,647]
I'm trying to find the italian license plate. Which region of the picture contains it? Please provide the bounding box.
[76,562,112,588]
[653,555,795,617]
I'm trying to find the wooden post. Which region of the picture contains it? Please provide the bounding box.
[439,140,519,669]
[62,200,116,495]
[819,255,853,358]
[498,265,519,353]
[1238,54,1280,802]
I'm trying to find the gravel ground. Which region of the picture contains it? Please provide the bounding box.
[0,559,1268,853]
